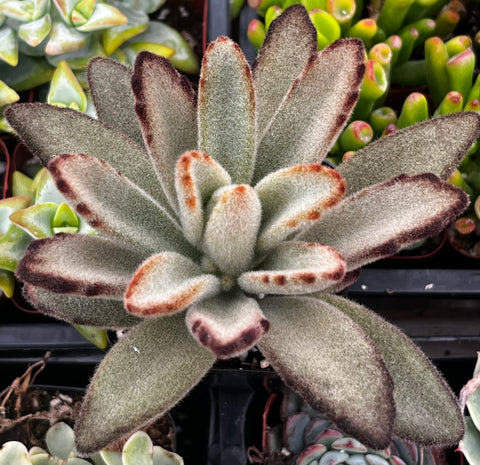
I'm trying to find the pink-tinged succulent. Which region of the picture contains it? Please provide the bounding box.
[5,4,480,456]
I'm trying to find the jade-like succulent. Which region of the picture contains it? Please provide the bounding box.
[258,388,438,465]
[0,423,183,465]
[5,4,480,456]
[459,353,480,465]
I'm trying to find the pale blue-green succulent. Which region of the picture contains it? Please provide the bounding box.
[0,423,183,465]
[5,3,480,457]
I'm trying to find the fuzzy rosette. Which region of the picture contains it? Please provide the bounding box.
[6,4,480,456]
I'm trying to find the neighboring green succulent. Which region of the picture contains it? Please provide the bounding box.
[459,353,480,465]
[5,4,480,456]
[0,423,183,465]
[0,0,199,96]
[259,388,439,465]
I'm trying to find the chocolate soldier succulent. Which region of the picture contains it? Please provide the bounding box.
[5,4,480,456]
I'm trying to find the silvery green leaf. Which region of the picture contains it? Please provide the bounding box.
[319,294,464,446]
[186,293,269,359]
[299,174,469,271]
[46,154,195,257]
[76,3,127,32]
[5,103,171,210]
[45,422,75,460]
[23,284,142,328]
[124,252,221,318]
[253,38,365,182]
[87,57,144,146]
[18,13,51,47]
[203,184,261,276]
[0,27,18,66]
[0,442,31,465]
[253,4,317,137]
[65,459,92,465]
[45,22,89,55]
[121,0,166,14]
[152,446,183,465]
[238,242,345,295]
[52,0,77,23]
[133,52,197,210]
[99,450,123,465]
[198,37,256,184]
[257,296,395,449]
[0,1,32,20]
[337,112,480,196]
[0,195,31,235]
[175,150,231,247]
[465,355,480,431]
[122,431,153,465]
[0,223,33,271]
[459,417,480,465]
[74,314,216,455]
[17,233,144,298]
[254,163,346,253]
[10,202,58,238]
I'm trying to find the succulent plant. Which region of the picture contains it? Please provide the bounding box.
[459,353,480,465]
[5,3,480,456]
[0,422,183,465]
[256,388,439,465]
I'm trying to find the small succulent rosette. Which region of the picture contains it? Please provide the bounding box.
[5,4,480,457]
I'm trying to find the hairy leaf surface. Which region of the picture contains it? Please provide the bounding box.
[88,57,144,146]
[75,314,215,455]
[124,252,221,318]
[198,37,256,184]
[17,233,143,298]
[254,39,365,182]
[338,112,480,196]
[299,174,468,270]
[320,294,464,446]
[186,293,269,359]
[133,52,197,210]
[47,154,196,257]
[258,296,395,449]
[238,242,345,294]
[253,4,317,137]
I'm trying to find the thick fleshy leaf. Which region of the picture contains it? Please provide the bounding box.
[175,150,231,247]
[16,233,143,298]
[337,112,480,196]
[124,252,221,318]
[132,52,197,210]
[238,242,345,295]
[0,442,31,465]
[198,37,256,184]
[23,284,141,329]
[74,314,216,455]
[122,431,153,465]
[321,269,361,294]
[252,4,317,138]
[459,417,480,465]
[88,57,144,146]
[254,164,346,253]
[5,103,171,210]
[299,174,469,270]
[45,22,89,55]
[319,294,464,446]
[203,184,261,276]
[185,293,269,359]
[257,296,395,449]
[253,39,365,182]
[47,154,196,257]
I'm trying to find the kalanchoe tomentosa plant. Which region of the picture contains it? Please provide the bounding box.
[5,3,480,456]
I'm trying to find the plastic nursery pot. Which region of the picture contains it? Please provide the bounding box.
[446,219,480,260]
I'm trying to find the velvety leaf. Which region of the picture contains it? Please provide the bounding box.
[238,242,345,295]
[5,103,172,211]
[88,57,144,146]
[257,296,395,449]
[185,293,269,359]
[337,112,480,196]
[253,4,317,137]
[299,174,469,270]
[319,294,464,446]
[23,284,141,329]
[254,164,346,253]
[17,233,143,298]
[175,150,231,247]
[198,37,256,184]
[74,314,216,455]
[203,184,261,276]
[321,269,361,294]
[254,39,365,183]
[124,252,221,318]
[132,52,197,210]
[47,154,196,257]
